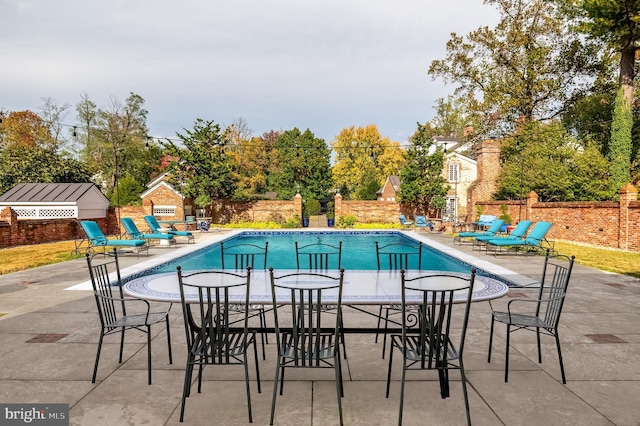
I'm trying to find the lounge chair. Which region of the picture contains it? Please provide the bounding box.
[144,215,195,244]
[414,215,431,232]
[399,214,414,228]
[80,221,148,257]
[485,221,553,255]
[453,219,504,245]
[474,220,532,250]
[472,214,496,230]
[121,217,175,246]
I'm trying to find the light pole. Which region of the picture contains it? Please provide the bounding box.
[517,137,523,222]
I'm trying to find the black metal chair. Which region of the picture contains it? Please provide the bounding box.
[269,268,345,426]
[221,241,269,360]
[386,269,476,426]
[375,240,423,358]
[177,266,261,423]
[295,241,347,358]
[86,249,172,385]
[488,250,575,383]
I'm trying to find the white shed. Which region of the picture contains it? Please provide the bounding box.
[0,183,110,219]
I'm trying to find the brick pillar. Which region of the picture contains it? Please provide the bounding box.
[0,207,19,247]
[526,190,538,222]
[618,183,637,250]
[294,193,303,219]
[334,193,343,219]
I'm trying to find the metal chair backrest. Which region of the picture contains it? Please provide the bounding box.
[269,268,345,364]
[220,241,268,270]
[376,241,423,270]
[295,241,342,270]
[536,250,575,329]
[177,267,252,363]
[86,249,126,330]
[400,269,476,366]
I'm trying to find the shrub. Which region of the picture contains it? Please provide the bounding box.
[304,199,321,217]
[283,214,302,228]
[336,215,357,228]
[498,204,512,224]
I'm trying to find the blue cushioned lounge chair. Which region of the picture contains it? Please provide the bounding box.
[474,220,532,249]
[472,214,496,230]
[121,217,175,246]
[399,214,414,228]
[485,221,553,255]
[454,219,504,245]
[144,215,195,244]
[80,221,148,257]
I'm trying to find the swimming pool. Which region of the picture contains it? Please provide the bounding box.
[150,230,467,273]
[69,230,533,291]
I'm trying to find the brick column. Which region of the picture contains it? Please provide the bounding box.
[526,190,538,221]
[618,183,637,250]
[334,193,343,219]
[294,193,303,220]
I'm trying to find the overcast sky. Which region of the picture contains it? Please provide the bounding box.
[1,0,498,143]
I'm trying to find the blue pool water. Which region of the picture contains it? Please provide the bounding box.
[150,231,470,273]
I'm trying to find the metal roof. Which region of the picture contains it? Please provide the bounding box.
[0,183,100,203]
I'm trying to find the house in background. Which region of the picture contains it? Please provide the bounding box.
[376,136,478,221]
[140,173,194,220]
[0,183,110,219]
[376,175,401,202]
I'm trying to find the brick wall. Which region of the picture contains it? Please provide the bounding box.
[475,185,639,250]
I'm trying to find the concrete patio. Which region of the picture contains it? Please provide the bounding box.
[0,230,639,425]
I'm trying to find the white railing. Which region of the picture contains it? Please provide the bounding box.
[11,206,78,219]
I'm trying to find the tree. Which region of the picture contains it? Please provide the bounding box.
[162,119,237,206]
[331,125,405,199]
[76,92,160,205]
[399,123,449,213]
[0,144,92,194]
[495,121,615,201]
[429,0,600,135]
[0,110,51,149]
[230,129,279,199]
[267,128,332,201]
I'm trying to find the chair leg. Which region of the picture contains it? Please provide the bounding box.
[459,361,472,426]
[505,324,511,383]
[118,328,126,363]
[147,325,152,385]
[92,332,105,383]
[555,331,567,384]
[270,356,282,425]
[536,327,542,364]
[334,353,344,425]
[180,356,195,422]
[339,311,348,360]
[252,334,262,393]
[242,351,253,423]
[488,315,495,363]
[398,358,408,426]
[165,315,173,364]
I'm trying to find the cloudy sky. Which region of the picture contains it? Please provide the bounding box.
[1,0,498,143]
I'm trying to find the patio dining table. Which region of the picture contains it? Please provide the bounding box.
[123,269,509,333]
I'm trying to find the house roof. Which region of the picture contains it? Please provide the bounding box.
[376,175,401,195]
[0,183,105,203]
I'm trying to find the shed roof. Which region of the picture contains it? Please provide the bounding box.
[0,183,104,203]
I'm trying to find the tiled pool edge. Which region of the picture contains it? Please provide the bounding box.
[406,231,538,287]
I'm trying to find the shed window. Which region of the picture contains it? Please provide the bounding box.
[153,205,176,216]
